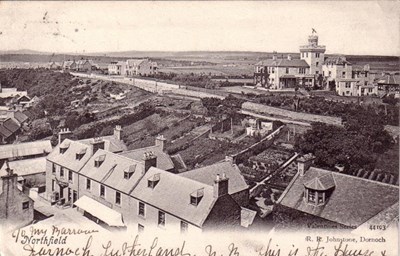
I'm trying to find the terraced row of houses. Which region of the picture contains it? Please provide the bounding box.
[44,126,250,233]
[108,59,158,77]
[48,59,97,72]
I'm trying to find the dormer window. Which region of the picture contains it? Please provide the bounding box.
[76,148,87,160]
[60,142,70,154]
[190,188,204,206]
[147,173,160,188]
[124,165,136,179]
[303,174,335,206]
[94,154,106,167]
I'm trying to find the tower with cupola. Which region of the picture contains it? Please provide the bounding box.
[300,29,326,76]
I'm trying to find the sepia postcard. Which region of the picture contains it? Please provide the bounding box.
[0,1,398,255]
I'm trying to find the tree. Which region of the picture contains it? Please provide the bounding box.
[294,121,390,172]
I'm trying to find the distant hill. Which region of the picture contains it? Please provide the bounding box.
[0,50,398,72]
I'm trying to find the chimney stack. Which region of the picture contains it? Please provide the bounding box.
[287,54,292,61]
[155,135,166,151]
[334,164,345,172]
[143,151,157,173]
[225,155,234,164]
[58,128,72,145]
[91,137,105,155]
[114,125,122,140]
[297,154,315,176]
[272,52,277,61]
[213,173,229,198]
[1,163,17,193]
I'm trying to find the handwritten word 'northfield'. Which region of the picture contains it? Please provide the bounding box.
[12,226,99,246]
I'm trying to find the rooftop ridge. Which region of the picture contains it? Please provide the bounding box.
[96,148,143,166]
[122,145,160,153]
[147,166,214,189]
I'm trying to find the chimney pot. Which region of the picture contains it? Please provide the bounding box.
[214,173,229,198]
[143,151,157,173]
[155,135,166,151]
[114,125,122,140]
[297,154,315,176]
[58,128,72,145]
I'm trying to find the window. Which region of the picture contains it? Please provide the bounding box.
[285,68,289,74]
[158,211,165,227]
[60,167,64,177]
[86,179,91,190]
[190,188,204,206]
[318,193,324,204]
[316,62,319,66]
[307,190,316,203]
[138,202,145,217]
[22,201,29,210]
[138,224,144,233]
[306,52,308,58]
[124,171,133,179]
[190,195,202,206]
[100,185,105,198]
[52,164,56,174]
[328,71,331,76]
[368,88,373,93]
[316,71,319,75]
[342,71,346,78]
[52,180,55,191]
[116,191,121,205]
[180,221,188,233]
[68,170,73,182]
[271,67,275,74]
[148,174,160,189]
[316,53,320,58]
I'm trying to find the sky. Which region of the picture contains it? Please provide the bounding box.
[0,1,399,56]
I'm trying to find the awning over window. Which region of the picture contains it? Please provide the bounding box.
[74,196,125,227]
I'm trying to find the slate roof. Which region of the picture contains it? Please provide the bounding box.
[179,161,249,195]
[0,157,47,177]
[256,59,309,68]
[126,59,147,67]
[324,56,351,65]
[63,61,76,68]
[170,154,187,171]
[47,139,92,172]
[131,166,217,227]
[279,167,399,227]
[0,126,13,139]
[79,135,127,153]
[13,111,28,124]
[119,145,175,171]
[80,149,145,194]
[2,118,20,134]
[0,140,52,160]
[352,202,399,235]
[304,173,336,190]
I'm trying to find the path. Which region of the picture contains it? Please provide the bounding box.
[250,152,299,196]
